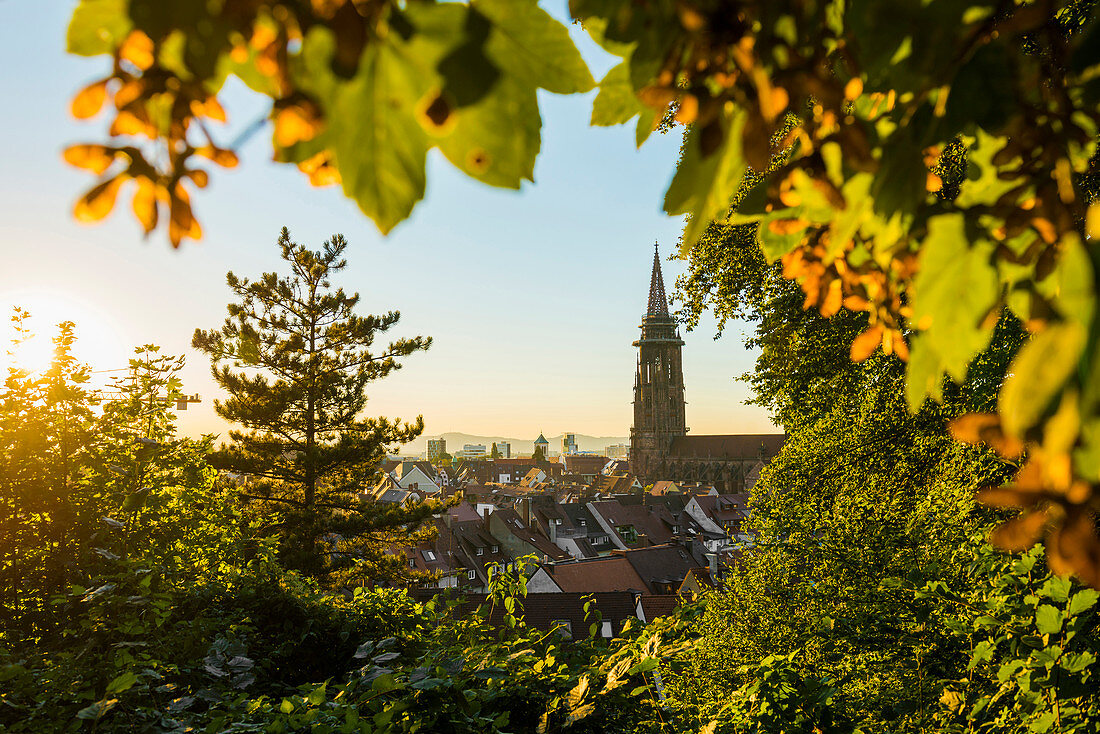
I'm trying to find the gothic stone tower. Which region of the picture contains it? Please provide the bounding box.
[630,244,686,479]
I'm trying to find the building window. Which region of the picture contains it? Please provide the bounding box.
[409,557,416,568]
[476,547,484,556]
[466,569,477,581]
[551,620,572,639]
[423,550,436,562]
[491,545,499,554]
[601,621,613,638]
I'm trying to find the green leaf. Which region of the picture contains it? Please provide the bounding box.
[999,322,1086,437]
[474,0,594,94]
[1039,575,1072,603]
[907,213,998,407]
[67,0,132,56]
[1060,651,1096,673]
[1035,604,1063,635]
[591,61,644,127]
[306,681,327,706]
[321,30,430,234]
[664,109,749,248]
[435,73,540,188]
[1068,588,1099,617]
[106,671,138,694]
[627,657,658,675]
[955,129,1024,209]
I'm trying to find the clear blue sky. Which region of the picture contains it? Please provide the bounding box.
[0,1,775,442]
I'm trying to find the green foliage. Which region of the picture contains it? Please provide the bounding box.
[192,227,443,583]
[923,543,1100,733]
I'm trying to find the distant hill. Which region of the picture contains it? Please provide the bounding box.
[397,432,630,457]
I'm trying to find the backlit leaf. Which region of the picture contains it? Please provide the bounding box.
[74,175,127,223]
[67,0,132,56]
[64,144,116,174]
[71,80,109,119]
[474,0,594,95]
[1000,322,1086,437]
[665,109,749,248]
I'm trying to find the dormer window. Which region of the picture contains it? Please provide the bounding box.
[422,550,436,562]
[476,547,484,556]
[492,545,499,553]
[467,569,476,580]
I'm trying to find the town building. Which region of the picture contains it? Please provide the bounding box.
[562,432,577,455]
[605,443,629,459]
[456,443,487,460]
[427,438,446,462]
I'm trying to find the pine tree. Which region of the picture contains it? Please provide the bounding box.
[490,442,500,459]
[192,227,440,581]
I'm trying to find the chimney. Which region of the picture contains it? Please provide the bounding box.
[705,552,718,577]
[482,507,491,525]
[549,519,557,544]
[443,512,452,529]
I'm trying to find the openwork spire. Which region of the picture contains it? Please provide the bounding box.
[647,242,669,317]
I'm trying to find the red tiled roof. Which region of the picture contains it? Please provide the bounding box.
[637,595,680,623]
[543,555,648,593]
[668,434,785,459]
[589,500,675,547]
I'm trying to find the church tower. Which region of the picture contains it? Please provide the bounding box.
[630,244,686,478]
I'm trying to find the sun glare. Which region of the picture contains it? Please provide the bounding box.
[0,290,127,378]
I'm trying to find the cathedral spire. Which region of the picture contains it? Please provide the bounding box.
[647,242,669,317]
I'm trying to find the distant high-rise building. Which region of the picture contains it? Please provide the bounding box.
[605,443,629,459]
[457,444,487,460]
[427,438,447,462]
[562,432,577,455]
[496,441,511,458]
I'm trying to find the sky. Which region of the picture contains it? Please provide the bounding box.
[0,2,776,443]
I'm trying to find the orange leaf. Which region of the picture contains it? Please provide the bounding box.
[168,186,202,247]
[63,144,116,175]
[819,279,842,318]
[638,85,677,110]
[850,324,883,362]
[196,146,239,168]
[191,96,227,122]
[186,169,209,188]
[110,109,153,137]
[990,510,1049,552]
[74,175,127,223]
[274,107,315,147]
[675,94,699,125]
[760,86,789,122]
[131,177,158,234]
[844,77,863,101]
[1047,506,1100,587]
[949,413,1024,458]
[119,30,155,71]
[975,485,1047,510]
[71,79,108,119]
[768,218,809,236]
[892,330,910,361]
